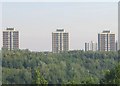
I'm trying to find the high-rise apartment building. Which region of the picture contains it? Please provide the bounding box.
[119,2,120,50]
[115,41,118,51]
[90,41,97,51]
[85,43,89,51]
[85,41,97,51]
[98,30,115,51]
[3,28,19,50]
[52,29,69,53]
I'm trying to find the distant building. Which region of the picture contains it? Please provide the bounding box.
[90,41,97,51]
[119,2,120,50]
[115,41,118,51]
[52,29,69,53]
[3,28,19,50]
[85,43,89,51]
[85,41,97,51]
[98,30,115,51]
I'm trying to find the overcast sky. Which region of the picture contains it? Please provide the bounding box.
[0,1,118,52]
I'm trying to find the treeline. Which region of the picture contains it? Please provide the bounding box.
[2,50,119,84]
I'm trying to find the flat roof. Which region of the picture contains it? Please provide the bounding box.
[6,28,14,30]
[56,29,64,32]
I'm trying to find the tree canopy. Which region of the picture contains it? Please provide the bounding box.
[2,49,119,84]
[100,63,120,84]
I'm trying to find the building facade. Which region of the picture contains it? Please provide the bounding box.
[3,28,19,50]
[119,2,120,50]
[90,41,97,51]
[98,30,115,51]
[85,41,97,51]
[115,41,118,51]
[85,43,89,51]
[52,29,69,53]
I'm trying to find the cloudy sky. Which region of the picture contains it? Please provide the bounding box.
[0,0,118,51]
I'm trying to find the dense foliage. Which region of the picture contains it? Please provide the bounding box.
[2,49,119,84]
[32,68,48,84]
[100,63,120,84]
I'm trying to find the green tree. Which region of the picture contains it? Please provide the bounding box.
[101,63,120,84]
[32,68,48,85]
